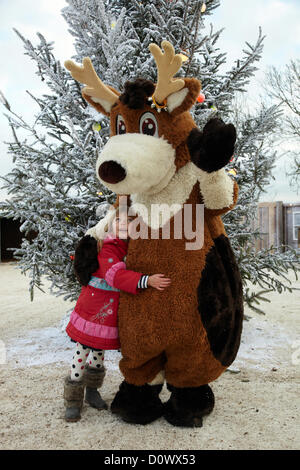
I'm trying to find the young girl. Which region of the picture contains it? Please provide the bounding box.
[64,208,171,422]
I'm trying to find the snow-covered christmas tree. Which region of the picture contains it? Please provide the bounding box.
[0,0,297,310]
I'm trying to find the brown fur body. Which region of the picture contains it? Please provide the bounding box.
[78,69,243,389]
[65,45,244,426]
[117,181,243,388]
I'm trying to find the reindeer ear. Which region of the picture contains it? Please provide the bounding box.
[82,85,120,117]
[167,78,201,117]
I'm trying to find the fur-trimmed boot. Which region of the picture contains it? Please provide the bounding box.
[164,384,215,428]
[83,365,107,410]
[64,376,84,422]
[111,380,164,425]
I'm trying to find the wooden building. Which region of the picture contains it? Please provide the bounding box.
[256,201,300,251]
[0,217,37,262]
[1,202,300,261]
[0,217,23,262]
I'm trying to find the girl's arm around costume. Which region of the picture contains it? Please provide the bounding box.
[99,244,143,295]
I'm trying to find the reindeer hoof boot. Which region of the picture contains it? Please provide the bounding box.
[164,384,215,427]
[111,381,164,425]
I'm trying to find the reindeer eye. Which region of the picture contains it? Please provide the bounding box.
[139,112,158,137]
[116,115,126,135]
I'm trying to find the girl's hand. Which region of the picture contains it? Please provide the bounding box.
[148,274,171,291]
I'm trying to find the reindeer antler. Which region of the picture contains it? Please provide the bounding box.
[149,40,185,105]
[64,57,119,106]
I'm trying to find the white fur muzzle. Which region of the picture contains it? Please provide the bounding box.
[96,133,176,195]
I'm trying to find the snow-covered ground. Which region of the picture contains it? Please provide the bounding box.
[0,262,299,450]
[5,314,297,373]
[6,323,122,371]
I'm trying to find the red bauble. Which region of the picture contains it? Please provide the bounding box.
[197,92,205,103]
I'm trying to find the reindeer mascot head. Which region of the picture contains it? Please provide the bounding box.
[65,41,243,428]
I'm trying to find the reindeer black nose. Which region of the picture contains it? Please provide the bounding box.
[98,161,126,184]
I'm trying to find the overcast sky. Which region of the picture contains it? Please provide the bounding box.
[0,0,299,201]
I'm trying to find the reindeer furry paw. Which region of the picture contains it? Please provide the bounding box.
[187,118,236,173]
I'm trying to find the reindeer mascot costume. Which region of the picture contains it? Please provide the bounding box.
[65,41,244,427]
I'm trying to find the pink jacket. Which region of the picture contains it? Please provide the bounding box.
[66,236,143,350]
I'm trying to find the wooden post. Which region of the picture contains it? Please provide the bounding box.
[276,201,283,251]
